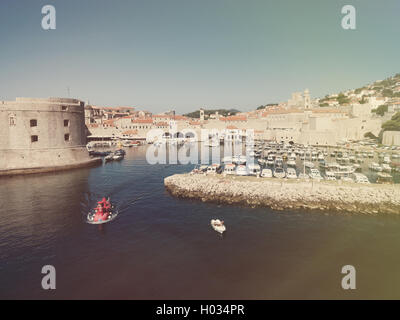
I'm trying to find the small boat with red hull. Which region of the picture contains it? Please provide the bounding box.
[87,197,118,224]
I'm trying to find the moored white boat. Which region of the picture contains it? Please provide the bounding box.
[273,167,286,179]
[261,168,273,178]
[235,165,248,176]
[223,163,236,175]
[211,219,226,234]
[286,167,297,179]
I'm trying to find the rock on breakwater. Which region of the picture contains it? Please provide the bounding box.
[164,174,400,214]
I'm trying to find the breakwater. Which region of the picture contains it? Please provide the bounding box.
[164,174,400,214]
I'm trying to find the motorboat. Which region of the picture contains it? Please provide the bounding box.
[104,154,114,162]
[211,219,226,234]
[333,165,355,179]
[87,198,118,225]
[275,156,283,167]
[286,167,297,179]
[122,140,133,147]
[248,164,261,176]
[261,168,273,178]
[304,161,314,168]
[298,173,309,180]
[223,164,236,175]
[273,167,286,179]
[376,172,394,184]
[257,158,266,166]
[351,173,370,184]
[325,171,336,181]
[235,165,248,176]
[383,156,391,164]
[113,154,124,161]
[309,168,323,180]
[369,162,382,172]
[114,149,126,156]
[266,155,274,166]
[340,176,354,183]
[207,164,222,174]
[233,155,247,165]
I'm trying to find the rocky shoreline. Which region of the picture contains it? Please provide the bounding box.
[164,173,400,214]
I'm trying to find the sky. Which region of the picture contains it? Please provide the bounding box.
[1,0,400,114]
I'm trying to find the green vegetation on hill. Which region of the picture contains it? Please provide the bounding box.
[257,103,278,110]
[337,93,350,105]
[364,132,378,140]
[382,112,400,132]
[372,105,388,116]
[184,108,240,118]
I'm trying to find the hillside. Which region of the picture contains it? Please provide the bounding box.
[184,108,240,119]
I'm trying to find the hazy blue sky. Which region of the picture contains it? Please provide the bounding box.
[1,0,399,113]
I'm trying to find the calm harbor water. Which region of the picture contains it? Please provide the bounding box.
[1,145,400,299]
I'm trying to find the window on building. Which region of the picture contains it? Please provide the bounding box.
[64,134,70,141]
[9,116,16,126]
[30,119,38,127]
[64,120,70,127]
[31,135,38,142]
[61,106,68,111]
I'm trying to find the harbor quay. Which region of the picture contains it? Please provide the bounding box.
[164,173,400,215]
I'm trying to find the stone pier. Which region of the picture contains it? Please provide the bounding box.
[165,174,400,214]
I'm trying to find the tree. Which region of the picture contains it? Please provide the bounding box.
[364,132,378,140]
[382,120,400,131]
[381,112,400,132]
[337,93,350,105]
[372,104,388,116]
[359,95,368,104]
[391,112,400,121]
[184,108,240,118]
[382,89,393,97]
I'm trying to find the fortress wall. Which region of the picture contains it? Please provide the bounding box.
[0,98,100,175]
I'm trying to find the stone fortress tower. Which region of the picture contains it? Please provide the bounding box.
[199,108,205,121]
[0,97,101,176]
[287,89,312,109]
[303,88,311,109]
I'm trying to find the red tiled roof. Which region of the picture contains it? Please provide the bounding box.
[103,120,115,125]
[152,115,171,119]
[189,121,201,126]
[173,115,189,120]
[220,115,247,121]
[131,118,153,124]
[155,121,168,126]
[226,125,238,129]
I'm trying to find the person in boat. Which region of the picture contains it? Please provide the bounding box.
[98,197,111,213]
[93,198,111,221]
[213,219,224,227]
